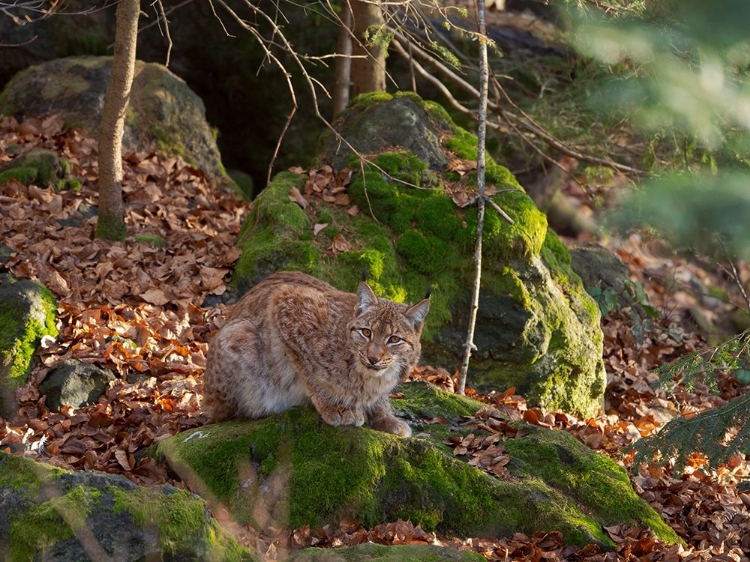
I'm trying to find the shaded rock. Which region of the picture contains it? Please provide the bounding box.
[568,242,630,298]
[233,93,605,418]
[39,359,116,412]
[0,147,71,188]
[318,93,451,172]
[0,278,58,417]
[284,543,484,561]
[0,243,14,265]
[158,382,678,549]
[0,56,225,178]
[0,451,256,561]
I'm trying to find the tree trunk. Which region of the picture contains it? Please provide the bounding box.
[350,0,386,95]
[96,0,139,241]
[333,0,353,117]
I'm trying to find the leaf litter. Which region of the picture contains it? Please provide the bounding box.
[1,115,749,560]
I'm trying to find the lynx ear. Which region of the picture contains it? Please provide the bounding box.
[405,299,430,331]
[356,282,378,314]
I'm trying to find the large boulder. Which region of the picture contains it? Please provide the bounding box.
[0,452,255,561]
[156,382,678,548]
[0,56,225,178]
[233,93,605,418]
[0,278,58,417]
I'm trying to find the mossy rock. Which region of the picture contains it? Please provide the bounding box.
[284,543,484,561]
[317,92,451,171]
[0,148,71,188]
[0,56,225,178]
[0,452,256,562]
[155,382,678,549]
[233,93,605,418]
[0,278,58,417]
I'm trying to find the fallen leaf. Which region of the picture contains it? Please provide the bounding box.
[140,288,169,306]
[313,223,329,236]
[289,187,308,209]
[329,233,352,255]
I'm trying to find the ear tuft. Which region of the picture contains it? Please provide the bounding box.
[356,282,378,314]
[405,299,430,331]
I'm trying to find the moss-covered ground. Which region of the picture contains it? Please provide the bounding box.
[155,382,679,549]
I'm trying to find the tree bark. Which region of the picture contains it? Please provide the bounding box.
[350,0,386,95]
[333,0,353,117]
[96,0,139,241]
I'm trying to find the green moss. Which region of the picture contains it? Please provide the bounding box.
[95,211,127,241]
[41,74,89,101]
[413,196,462,242]
[395,231,448,276]
[56,179,82,192]
[0,452,62,499]
[370,151,428,186]
[9,484,100,562]
[504,427,680,544]
[0,167,37,185]
[349,92,394,110]
[111,486,223,557]
[0,72,24,115]
[483,268,532,309]
[391,381,480,422]
[0,282,58,386]
[157,382,677,547]
[134,233,168,248]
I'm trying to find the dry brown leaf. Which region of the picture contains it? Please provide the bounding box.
[313,223,329,236]
[329,233,352,255]
[140,288,169,306]
[288,187,308,209]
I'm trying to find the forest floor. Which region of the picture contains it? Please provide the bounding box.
[0,116,749,561]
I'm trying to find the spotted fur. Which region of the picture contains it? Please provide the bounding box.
[202,271,430,437]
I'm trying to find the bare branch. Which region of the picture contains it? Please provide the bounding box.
[458,0,490,396]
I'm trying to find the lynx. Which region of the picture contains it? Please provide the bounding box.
[202,271,430,437]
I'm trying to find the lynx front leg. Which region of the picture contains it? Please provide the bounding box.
[367,396,411,437]
[310,394,366,427]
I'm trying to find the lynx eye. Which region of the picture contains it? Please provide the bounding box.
[360,328,372,338]
[387,335,402,345]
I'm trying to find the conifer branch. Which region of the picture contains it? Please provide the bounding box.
[629,392,750,473]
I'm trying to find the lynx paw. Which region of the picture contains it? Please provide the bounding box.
[370,416,411,437]
[318,405,365,427]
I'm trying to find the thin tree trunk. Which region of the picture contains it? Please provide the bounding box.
[350,0,386,95]
[333,0,353,117]
[457,1,490,395]
[96,0,139,241]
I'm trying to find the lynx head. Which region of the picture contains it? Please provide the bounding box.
[348,282,430,377]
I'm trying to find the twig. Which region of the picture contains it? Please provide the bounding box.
[395,29,644,177]
[716,235,750,313]
[458,0,489,396]
[153,0,172,67]
[267,106,296,185]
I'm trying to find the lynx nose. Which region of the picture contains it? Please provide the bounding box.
[367,356,379,366]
